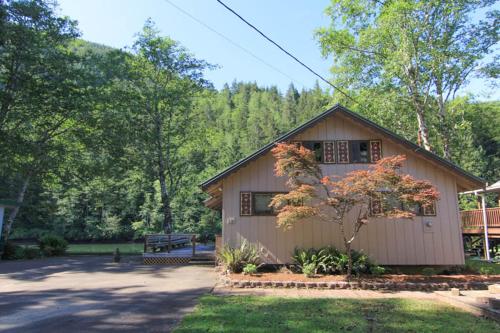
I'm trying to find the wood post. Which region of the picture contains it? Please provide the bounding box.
[191,235,196,257]
[143,236,147,253]
[167,234,172,253]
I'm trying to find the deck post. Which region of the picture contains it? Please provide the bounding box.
[191,235,196,257]
[480,194,491,261]
[144,236,147,253]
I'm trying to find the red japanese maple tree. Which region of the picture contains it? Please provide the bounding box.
[270,142,439,277]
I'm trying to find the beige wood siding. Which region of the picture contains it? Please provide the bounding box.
[221,113,465,265]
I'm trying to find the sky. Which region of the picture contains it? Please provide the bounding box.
[57,0,498,99]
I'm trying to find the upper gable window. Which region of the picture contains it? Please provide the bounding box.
[291,140,381,164]
[302,141,323,163]
[350,140,370,163]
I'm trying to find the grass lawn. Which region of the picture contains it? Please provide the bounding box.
[174,296,499,333]
[67,243,143,255]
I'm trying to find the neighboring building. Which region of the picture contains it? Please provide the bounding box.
[202,104,484,265]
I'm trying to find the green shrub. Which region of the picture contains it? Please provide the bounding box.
[217,241,260,273]
[292,246,380,276]
[243,263,258,275]
[1,242,41,260]
[22,247,41,259]
[302,263,317,277]
[39,235,68,256]
[440,266,465,275]
[1,241,21,260]
[421,267,436,276]
[370,265,386,276]
[292,247,338,274]
[479,266,494,276]
[292,248,319,272]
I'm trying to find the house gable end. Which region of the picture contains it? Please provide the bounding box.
[201,104,484,193]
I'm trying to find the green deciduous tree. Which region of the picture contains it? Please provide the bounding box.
[0,0,93,241]
[124,19,212,233]
[316,0,499,159]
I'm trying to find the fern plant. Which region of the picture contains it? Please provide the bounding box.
[292,246,383,276]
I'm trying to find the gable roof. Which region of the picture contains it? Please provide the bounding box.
[201,104,484,191]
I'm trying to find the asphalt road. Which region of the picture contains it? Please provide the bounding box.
[0,256,216,332]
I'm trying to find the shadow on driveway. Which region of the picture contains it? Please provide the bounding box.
[0,256,216,332]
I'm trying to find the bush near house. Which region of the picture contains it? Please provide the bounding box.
[243,263,258,275]
[292,247,384,276]
[217,241,260,273]
[1,242,40,260]
[39,235,68,256]
[465,258,500,275]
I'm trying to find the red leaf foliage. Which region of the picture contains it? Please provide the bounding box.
[270,143,440,229]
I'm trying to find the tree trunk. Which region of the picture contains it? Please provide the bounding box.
[2,175,30,243]
[153,112,174,234]
[415,108,432,151]
[158,164,173,234]
[436,93,452,160]
[437,111,452,160]
[339,221,353,279]
[344,240,353,279]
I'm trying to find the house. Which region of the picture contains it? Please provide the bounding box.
[202,104,484,265]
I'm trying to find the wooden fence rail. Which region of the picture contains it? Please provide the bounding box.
[461,207,500,229]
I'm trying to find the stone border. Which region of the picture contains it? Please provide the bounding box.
[221,276,490,291]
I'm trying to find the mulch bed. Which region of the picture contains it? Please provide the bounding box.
[223,272,500,291]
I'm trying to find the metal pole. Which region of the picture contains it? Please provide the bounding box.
[480,194,491,261]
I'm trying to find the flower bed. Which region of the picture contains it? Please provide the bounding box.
[222,272,500,291]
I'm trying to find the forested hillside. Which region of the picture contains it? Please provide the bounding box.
[1,0,498,242]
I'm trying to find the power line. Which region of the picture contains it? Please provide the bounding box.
[215,0,361,105]
[162,0,305,87]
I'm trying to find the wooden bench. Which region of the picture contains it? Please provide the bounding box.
[144,234,195,253]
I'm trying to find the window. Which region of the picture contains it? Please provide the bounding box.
[422,202,437,216]
[253,193,277,215]
[370,193,436,217]
[240,192,287,216]
[291,140,382,164]
[302,141,323,163]
[350,140,370,163]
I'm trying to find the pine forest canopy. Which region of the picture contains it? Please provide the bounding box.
[0,0,498,243]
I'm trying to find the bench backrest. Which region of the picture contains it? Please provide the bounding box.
[145,234,193,245]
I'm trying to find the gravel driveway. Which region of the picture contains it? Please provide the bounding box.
[0,256,216,332]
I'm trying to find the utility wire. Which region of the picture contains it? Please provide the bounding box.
[163,0,305,87]
[215,0,361,105]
